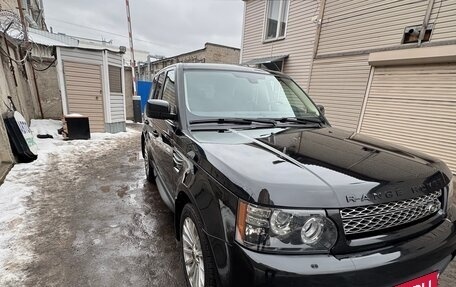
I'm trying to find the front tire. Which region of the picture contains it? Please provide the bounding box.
[180,204,217,287]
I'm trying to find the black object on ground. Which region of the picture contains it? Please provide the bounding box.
[63,116,91,140]
[2,111,38,163]
[37,134,53,139]
[133,95,142,123]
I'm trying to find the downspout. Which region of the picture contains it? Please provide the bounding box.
[307,0,326,91]
[30,61,44,118]
[418,0,436,45]
[239,0,247,64]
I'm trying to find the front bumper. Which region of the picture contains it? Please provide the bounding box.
[230,219,456,287]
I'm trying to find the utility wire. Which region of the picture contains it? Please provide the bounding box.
[0,45,29,64]
[46,17,163,47]
[31,58,57,71]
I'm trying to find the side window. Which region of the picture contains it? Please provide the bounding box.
[150,72,165,100]
[162,70,176,113]
[264,0,289,41]
[108,65,122,93]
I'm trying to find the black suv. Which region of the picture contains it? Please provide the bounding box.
[141,63,456,287]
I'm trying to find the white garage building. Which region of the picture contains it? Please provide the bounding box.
[30,29,127,133]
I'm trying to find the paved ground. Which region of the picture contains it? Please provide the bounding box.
[1,124,183,287]
[0,123,455,286]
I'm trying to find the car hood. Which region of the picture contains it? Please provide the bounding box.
[189,127,452,208]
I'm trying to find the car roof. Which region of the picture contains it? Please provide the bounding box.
[161,63,284,76]
[154,63,288,79]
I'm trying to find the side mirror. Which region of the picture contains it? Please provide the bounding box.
[317,104,325,116]
[145,99,176,120]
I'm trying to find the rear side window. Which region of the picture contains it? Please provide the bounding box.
[162,70,176,113]
[150,72,165,100]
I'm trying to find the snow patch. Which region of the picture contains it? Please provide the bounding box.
[0,119,138,284]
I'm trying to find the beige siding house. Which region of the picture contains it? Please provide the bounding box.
[241,0,456,173]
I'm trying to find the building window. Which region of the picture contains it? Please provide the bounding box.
[264,0,290,41]
[108,65,122,93]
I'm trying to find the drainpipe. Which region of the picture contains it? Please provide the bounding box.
[307,0,326,91]
[30,62,44,118]
[418,0,436,45]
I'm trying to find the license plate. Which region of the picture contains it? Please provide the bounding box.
[395,271,438,287]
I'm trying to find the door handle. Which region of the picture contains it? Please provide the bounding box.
[152,130,159,137]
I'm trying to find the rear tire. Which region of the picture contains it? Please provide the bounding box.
[143,144,155,183]
[180,204,217,287]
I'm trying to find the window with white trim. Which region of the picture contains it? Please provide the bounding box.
[264,0,290,41]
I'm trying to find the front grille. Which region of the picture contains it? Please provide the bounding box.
[340,190,442,235]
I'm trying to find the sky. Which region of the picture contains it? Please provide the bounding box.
[42,0,244,59]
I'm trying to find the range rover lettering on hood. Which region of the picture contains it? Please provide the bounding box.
[346,175,447,203]
[346,189,405,203]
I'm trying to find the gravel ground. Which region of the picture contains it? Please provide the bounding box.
[0,122,455,286]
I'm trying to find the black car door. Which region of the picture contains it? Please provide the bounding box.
[145,71,165,178]
[151,69,179,195]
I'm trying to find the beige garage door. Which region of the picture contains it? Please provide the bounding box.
[360,63,456,172]
[64,61,105,132]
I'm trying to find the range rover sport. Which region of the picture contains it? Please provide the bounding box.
[141,63,456,287]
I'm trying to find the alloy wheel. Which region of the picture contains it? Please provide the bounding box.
[144,146,150,177]
[182,217,205,287]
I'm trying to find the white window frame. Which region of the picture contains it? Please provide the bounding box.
[263,0,290,43]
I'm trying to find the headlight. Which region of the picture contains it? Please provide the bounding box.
[235,200,338,254]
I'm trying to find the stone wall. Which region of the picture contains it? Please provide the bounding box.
[0,35,40,164]
[33,61,62,119]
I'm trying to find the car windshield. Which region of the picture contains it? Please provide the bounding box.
[183,70,320,119]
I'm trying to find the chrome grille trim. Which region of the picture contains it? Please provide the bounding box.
[340,190,442,235]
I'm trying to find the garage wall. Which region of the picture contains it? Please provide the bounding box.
[58,48,126,133]
[308,55,371,131]
[318,0,429,56]
[60,48,104,65]
[242,0,319,87]
[359,63,456,172]
[429,0,456,42]
[33,61,62,119]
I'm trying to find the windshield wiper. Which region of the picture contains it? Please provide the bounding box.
[189,118,277,126]
[273,117,324,126]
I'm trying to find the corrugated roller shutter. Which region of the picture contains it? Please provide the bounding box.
[308,55,370,131]
[360,63,456,172]
[64,61,105,132]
